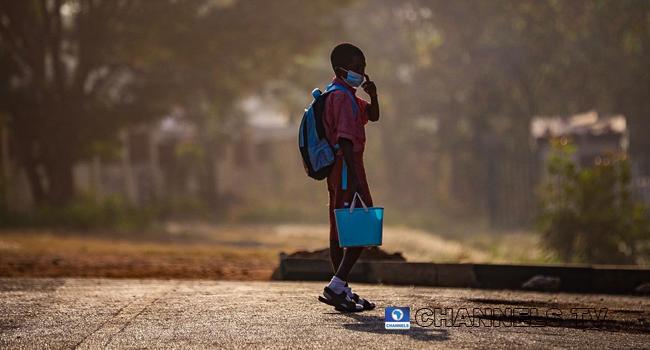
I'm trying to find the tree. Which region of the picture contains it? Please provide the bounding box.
[0,0,348,206]
[337,0,650,227]
[537,140,650,264]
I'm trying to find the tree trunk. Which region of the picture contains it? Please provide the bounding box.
[200,138,219,208]
[45,156,75,206]
[14,138,47,206]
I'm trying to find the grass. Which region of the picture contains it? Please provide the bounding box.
[462,230,552,265]
[0,223,555,281]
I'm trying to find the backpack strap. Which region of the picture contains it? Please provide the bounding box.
[342,158,348,190]
[325,84,359,120]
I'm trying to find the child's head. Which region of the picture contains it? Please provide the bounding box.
[330,43,366,80]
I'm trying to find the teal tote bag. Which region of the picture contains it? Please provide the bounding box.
[334,192,384,247]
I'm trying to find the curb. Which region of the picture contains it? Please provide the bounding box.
[273,258,650,294]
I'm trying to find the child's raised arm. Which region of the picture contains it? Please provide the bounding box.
[362,74,380,122]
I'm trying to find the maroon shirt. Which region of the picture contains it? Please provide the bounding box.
[323,77,370,154]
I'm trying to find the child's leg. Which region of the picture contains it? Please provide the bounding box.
[329,240,344,273]
[329,152,374,281]
[327,155,347,273]
[320,153,376,311]
[334,246,363,281]
[334,153,373,280]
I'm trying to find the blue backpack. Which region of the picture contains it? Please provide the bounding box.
[298,83,358,180]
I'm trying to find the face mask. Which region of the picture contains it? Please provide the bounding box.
[339,68,364,88]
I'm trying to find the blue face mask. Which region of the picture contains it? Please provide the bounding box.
[339,68,364,88]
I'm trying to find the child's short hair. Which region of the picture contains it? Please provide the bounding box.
[330,43,365,70]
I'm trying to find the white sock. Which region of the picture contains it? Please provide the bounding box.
[344,284,371,306]
[343,285,355,299]
[327,276,346,294]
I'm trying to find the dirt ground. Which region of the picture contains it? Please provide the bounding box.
[0,223,544,280]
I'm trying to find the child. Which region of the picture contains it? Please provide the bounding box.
[318,43,380,312]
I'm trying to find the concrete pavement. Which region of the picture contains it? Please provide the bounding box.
[1,277,649,349]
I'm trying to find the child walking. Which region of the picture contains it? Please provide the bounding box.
[318,43,380,312]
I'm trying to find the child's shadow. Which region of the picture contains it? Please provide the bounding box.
[330,312,449,342]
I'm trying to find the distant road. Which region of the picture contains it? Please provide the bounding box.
[1,278,648,349]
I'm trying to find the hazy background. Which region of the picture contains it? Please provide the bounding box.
[1,0,649,277]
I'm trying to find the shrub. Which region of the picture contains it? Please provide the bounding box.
[1,192,155,232]
[536,140,650,265]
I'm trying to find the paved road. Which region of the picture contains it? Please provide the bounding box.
[1,278,649,349]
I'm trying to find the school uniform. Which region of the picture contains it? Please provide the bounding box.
[323,76,374,242]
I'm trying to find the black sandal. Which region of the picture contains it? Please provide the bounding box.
[318,287,363,312]
[344,287,376,310]
[350,293,376,310]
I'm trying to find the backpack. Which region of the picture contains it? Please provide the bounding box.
[298,83,358,180]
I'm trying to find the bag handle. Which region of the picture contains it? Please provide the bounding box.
[349,192,369,213]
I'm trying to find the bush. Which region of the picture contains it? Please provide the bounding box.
[536,140,650,265]
[153,194,211,221]
[1,192,155,232]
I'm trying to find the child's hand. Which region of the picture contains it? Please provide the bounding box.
[348,177,362,197]
[361,74,377,97]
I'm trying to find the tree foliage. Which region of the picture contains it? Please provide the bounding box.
[341,0,650,226]
[0,0,347,205]
[537,140,650,264]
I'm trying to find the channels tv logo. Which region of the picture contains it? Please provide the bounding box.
[385,307,410,329]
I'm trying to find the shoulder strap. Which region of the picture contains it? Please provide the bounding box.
[325,84,358,120]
